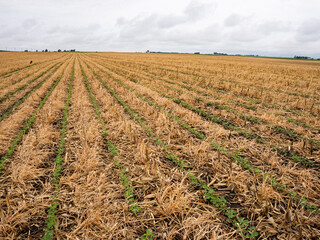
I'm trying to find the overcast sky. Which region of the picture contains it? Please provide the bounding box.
[1,0,320,57]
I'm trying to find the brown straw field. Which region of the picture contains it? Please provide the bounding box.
[0,52,319,239]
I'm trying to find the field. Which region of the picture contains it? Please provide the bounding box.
[0,52,319,239]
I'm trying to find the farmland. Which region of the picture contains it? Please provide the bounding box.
[0,52,319,239]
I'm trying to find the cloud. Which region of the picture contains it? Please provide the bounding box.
[118,0,214,33]
[46,24,101,35]
[23,18,38,29]
[157,14,187,29]
[115,0,217,50]
[184,0,214,21]
[224,14,247,27]
[296,18,320,42]
[257,21,293,34]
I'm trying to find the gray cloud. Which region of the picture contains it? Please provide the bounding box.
[257,21,293,34]
[118,0,214,34]
[296,18,320,42]
[224,14,248,27]
[184,0,214,20]
[23,18,38,30]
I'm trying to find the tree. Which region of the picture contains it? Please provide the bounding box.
[58,49,61,52]
[24,50,28,52]
[45,49,48,52]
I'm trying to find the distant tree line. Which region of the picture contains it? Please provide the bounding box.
[213,52,227,55]
[62,49,76,52]
[294,56,311,59]
[23,49,76,52]
[58,49,76,52]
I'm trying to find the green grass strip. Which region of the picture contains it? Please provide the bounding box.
[42,60,74,240]
[0,63,64,123]
[0,62,60,103]
[0,61,69,174]
[84,61,257,239]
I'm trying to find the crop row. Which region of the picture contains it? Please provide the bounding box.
[138,56,319,101]
[153,74,320,150]
[83,60,258,239]
[86,58,317,172]
[81,62,142,213]
[0,53,67,79]
[0,55,70,90]
[0,62,54,91]
[42,60,74,239]
[99,56,320,132]
[81,62,156,239]
[0,62,60,103]
[0,62,39,78]
[89,54,320,117]
[0,62,64,123]
[147,68,320,130]
[0,60,70,173]
[102,59,320,149]
[87,59,319,213]
[153,63,319,101]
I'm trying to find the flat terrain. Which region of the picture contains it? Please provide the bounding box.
[0,52,319,239]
